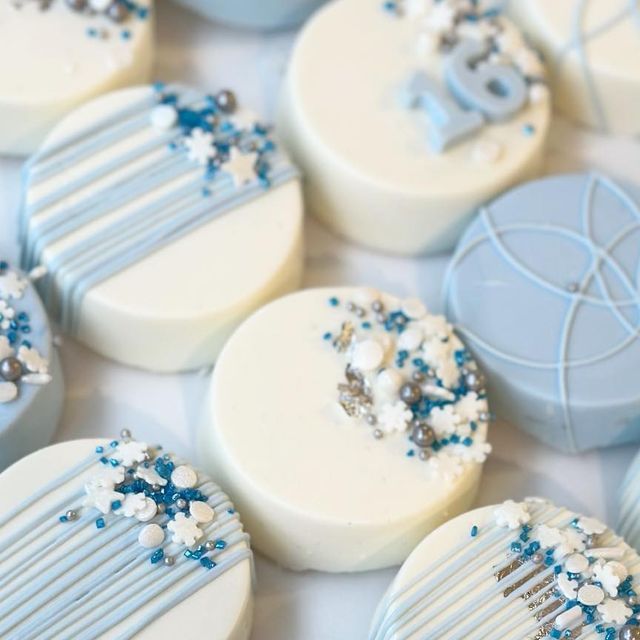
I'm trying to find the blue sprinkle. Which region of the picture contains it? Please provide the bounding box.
[215,540,227,549]
[111,500,122,511]
[323,332,332,341]
[110,440,118,448]
[200,557,216,570]
[523,123,536,136]
[470,525,478,538]
[59,515,68,523]
[406,449,415,457]
[95,446,104,454]
[150,549,164,564]
[95,518,106,529]
[109,458,119,467]
[328,297,339,307]
[121,29,131,40]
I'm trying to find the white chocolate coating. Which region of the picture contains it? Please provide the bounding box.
[201,287,488,572]
[0,1,154,156]
[0,439,253,640]
[278,0,550,255]
[24,87,304,372]
[509,0,640,135]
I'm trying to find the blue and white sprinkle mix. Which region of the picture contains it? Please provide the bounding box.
[0,261,51,405]
[149,84,278,191]
[59,432,226,569]
[493,500,640,638]
[324,290,491,482]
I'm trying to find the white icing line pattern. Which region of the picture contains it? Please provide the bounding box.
[324,290,491,482]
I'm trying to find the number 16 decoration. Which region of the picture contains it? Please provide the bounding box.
[405,38,529,152]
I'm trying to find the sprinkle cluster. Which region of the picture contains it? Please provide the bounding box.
[60,432,228,570]
[324,289,491,482]
[149,84,278,193]
[12,0,150,41]
[0,261,51,405]
[494,500,640,639]
[383,0,547,91]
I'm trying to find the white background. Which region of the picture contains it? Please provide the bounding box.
[2,3,640,638]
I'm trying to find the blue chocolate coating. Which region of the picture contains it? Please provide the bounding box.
[172,0,326,30]
[443,173,640,453]
[0,268,64,470]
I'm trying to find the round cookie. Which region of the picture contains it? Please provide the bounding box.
[443,173,640,453]
[20,84,304,372]
[508,0,640,135]
[619,449,640,554]
[278,0,551,255]
[0,260,63,472]
[201,287,492,572]
[0,434,253,639]
[172,0,327,30]
[0,0,154,156]
[370,498,640,639]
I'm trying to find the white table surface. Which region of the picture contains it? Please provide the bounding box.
[2,3,640,638]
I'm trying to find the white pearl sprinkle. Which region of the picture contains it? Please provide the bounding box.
[375,368,403,397]
[351,339,384,372]
[397,327,423,352]
[150,105,178,132]
[171,465,198,489]
[565,553,589,574]
[578,584,605,606]
[190,501,215,524]
[135,498,158,523]
[138,523,165,549]
[89,0,111,10]
[401,298,427,320]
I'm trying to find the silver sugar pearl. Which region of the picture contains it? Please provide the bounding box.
[204,540,216,551]
[355,307,365,318]
[412,424,436,449]
[107,1,128,21]
[628,595,638,606]
[175,498,188,510]
[366,414,377,426]
[418,449,430,461]
[65,510,78,521]
[346,302,356,312]
[585,534,596,548]
[399,382,422,405]
[373,428,383,440]
[371,300,383,313]
[479,411,490,422]
[567,281,580,293]
[120,428,131,439]
[375,313,386,324]
[157,503,166,514]
[163,556,175,567]
[151,484,161,493]
[412,371,425,383]
[65,0,86,10]
[531,552,544,564]
[215,89,237,114]
[619,627,640,640]
[0,357,22,382]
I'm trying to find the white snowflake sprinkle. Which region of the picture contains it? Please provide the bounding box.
[17,345,49,374]
[597,598,632,625]
[0,271,27,299]
[83,484,124,515]
[167,513,203,547]
[424,2,456,34]
[378,401,413,434]
[0,336,13,360]
[494,500,530,530]
[454,392,486,423]
[455,440,491,463]
[536,525,566,550]
[113,441,148,467]
[593,561,628,597]
[89,465,125,489]
[427,404,460,435]
[427,451,463,483]
[185,128,217,166]
[577,516,607,536]
[115,492,148,518]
